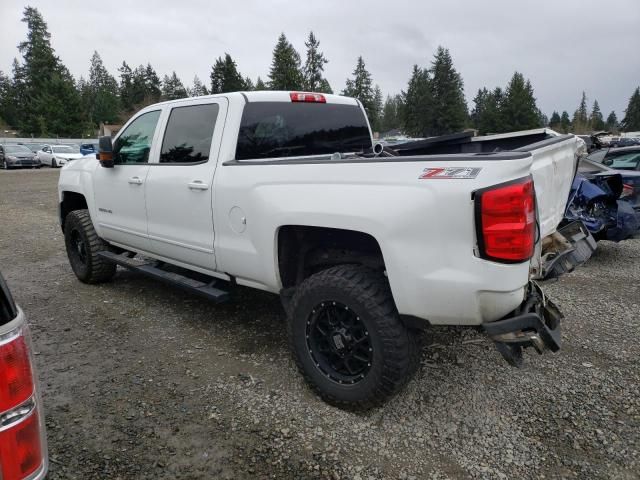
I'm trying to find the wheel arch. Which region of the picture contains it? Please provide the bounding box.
[59,191,88,232]
[275,225,386,289]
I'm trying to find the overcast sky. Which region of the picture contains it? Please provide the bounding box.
[1,0,639,117]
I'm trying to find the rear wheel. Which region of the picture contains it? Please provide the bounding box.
[64,209,116,283]
[51,158,57,168]
[287,265,420,409]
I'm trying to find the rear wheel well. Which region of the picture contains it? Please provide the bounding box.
[277,225,385,289]
[60,191,88,231]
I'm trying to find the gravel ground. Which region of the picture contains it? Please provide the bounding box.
[0,168,638,479]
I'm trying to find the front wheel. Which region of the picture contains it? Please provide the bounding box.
[64,209,116,283]
[287,265,420,409]
[51,158,57,168]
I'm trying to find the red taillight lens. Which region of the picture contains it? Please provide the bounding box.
[289,92,326,103]
[0,408,44,480]
[477,177,536,262]
[0,333,34,413]
[621,183,634,198]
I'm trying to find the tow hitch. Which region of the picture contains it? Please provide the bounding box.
[483,282,563,367]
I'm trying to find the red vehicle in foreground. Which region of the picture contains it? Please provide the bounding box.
[0,273,47,480]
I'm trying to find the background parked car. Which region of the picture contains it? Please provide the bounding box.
[19,143,46,154]
[580,157,640,215]
[37,144,84,167]
[0,272,48,480]
[79,142,99,155]
[610,137,640,148]
[587,146,640,171]
[0,144,42,169]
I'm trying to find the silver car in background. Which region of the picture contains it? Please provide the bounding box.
[37,144,84,168]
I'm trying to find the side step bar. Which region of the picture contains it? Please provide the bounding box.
[97,251,230,303]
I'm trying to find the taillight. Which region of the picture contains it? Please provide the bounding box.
[0,334,34,413]
[621,183,634,198]
[289,92,326,103]
[0,405,43,480]
[475,177,536,263]
[0,324,46,480]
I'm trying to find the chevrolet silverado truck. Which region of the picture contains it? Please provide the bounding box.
[58,91,581,408]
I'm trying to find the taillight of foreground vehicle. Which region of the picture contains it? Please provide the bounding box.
[474,177,536,263]
[0,274,47,480]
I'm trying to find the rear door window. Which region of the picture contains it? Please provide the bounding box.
[160,104,219,164]
[235,102,371,160]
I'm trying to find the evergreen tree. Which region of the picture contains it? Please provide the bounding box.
[130,65,148,106]
[401,65,432,137]
[369,85,383,132]
[428,46,467,135]
[189,75,208,97]
[589,100,605,131]
[380,94,402,133]
[471,86,504,134]
[605,111,618,132]
[549,111,561,130]
[268,33,303,90]
[161,71,188,100]
[572,91,590,133]
[13,6,83,136]
[560,111,571,133]
[537,109,548,128]
[0,68,19,127]
[210,53,246,93]
[87,51,120,126]
[255,77,266,90]
[144,63,161,103]
[622,87,640,131]
[243,77,254,91]
[302,31,330,92]
[342,56,376,121]
[118,61,134,111]
[501,72,539,131]
[318,78,333,94]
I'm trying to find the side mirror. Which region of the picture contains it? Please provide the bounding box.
[97,136,114,168]
[603,158,613,166]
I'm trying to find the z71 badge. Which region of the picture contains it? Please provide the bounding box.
[419,167,482,179]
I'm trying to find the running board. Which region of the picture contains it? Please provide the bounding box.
[97,251,230,303]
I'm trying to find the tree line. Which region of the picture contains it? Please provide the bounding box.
[1,6,640,138]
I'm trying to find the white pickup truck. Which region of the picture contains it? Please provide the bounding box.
[58,91,581,408]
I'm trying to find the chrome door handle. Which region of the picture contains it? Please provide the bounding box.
[128,176,143,185]
[188,181,209,190]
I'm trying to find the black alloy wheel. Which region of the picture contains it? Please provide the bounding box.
[306,301,373,384]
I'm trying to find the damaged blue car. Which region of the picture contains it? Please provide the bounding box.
[565,158,640,242]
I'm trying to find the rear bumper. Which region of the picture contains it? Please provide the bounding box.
[483,282,563,365]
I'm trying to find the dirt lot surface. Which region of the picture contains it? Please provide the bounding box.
[1,168,638,479]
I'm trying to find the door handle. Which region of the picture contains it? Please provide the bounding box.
[128,176,143,185]
[188,180,209,190]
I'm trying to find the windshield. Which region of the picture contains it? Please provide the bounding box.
[52,146,75,154]
[4,145,32,154]
[605,151,640,170]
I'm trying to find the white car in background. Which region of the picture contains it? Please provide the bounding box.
[37,145,84,167]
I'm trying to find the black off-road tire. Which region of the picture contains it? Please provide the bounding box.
[64,209,116,284]
[287,265,420,409]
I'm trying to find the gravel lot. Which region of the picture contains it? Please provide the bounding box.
[1,168,638,479]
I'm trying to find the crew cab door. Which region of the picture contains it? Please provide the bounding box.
[144,98,228,270]
[92,109,162,252]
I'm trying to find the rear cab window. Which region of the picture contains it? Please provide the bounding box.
[235,102,372,160]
